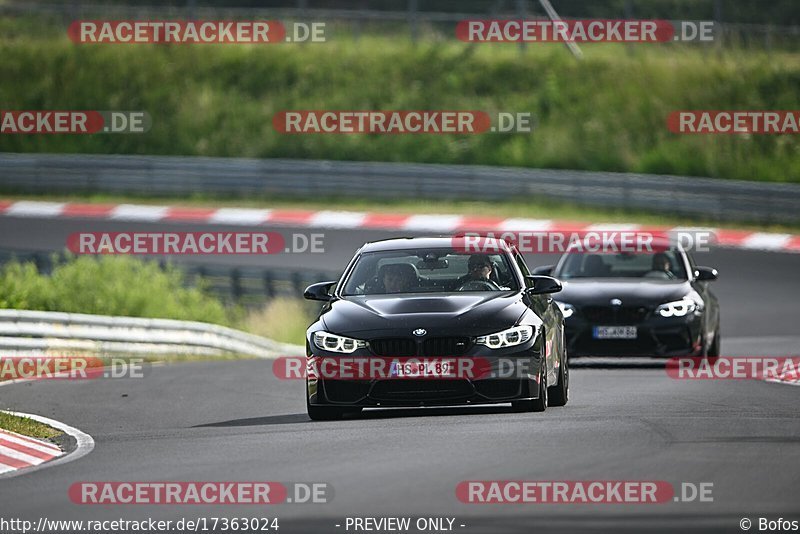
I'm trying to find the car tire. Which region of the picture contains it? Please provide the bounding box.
[706,331,721,361]
[512,365,547,413]
[547,352,569,407]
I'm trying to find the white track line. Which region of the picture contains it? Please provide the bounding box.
[498,218,553,231]
[5,201,66,217]
[741,233,793,251]
[402,214,463,232]
[210,208,272,225]
[110,204,169,221]
[309,210,367,229]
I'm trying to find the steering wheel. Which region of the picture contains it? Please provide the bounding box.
[644,270,675,280]
[457,279,501,291]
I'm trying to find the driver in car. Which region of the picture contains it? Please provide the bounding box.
[645,252,676,279]
[455,254,501,290]
[466,254,493,281]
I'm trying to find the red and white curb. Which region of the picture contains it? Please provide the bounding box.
[0,427,62,474]
[1,199,799,253]
[0,411,94,479]
[765,373,800,387]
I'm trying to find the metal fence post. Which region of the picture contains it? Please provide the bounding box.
[291,271,303,297]
[264,271,275,298]
[408,0,418,43]
[231,268,243,301]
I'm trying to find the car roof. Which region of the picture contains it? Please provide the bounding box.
[360,236,512,253]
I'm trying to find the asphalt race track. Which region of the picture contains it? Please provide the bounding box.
[2,214,799,342]
[1,213,799,533]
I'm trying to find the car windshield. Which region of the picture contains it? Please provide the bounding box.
[341,248,520,295]
[555,250,687,280]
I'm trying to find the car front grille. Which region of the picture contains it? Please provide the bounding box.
[369,338,417,357]
[369,337,472,357]
[420,337,471,357]
[581,305,650,324]
[369,379,474,402]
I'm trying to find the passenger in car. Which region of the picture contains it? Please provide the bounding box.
[380,263,418,293]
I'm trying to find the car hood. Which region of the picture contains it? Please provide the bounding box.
[555,278,691,307]
[321,292,528,337]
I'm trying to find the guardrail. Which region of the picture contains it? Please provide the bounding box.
[1,153,799,224]
[0,309,304,358]
[2,1,798,48]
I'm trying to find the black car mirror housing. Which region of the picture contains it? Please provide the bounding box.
[525,275,563,295]
[532,265,554,276]
[694,266,718,282]
[304,281,338,301]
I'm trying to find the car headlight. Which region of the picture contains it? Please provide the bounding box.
[554,300,575,319]
[656,298,698,318]
[476,325,535,349]
[312,331,367,353]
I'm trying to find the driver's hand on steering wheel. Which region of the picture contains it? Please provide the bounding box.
[457,279,501,291]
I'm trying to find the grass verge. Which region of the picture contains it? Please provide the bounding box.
[0,16,798,182]
[0,411,61,440]
[242,297,314,346]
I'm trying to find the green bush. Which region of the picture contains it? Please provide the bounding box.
[0,255,230,325]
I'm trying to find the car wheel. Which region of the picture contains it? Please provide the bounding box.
[512,365,547,413]
[306,398,347,421]
[706,331,721,361]
[547,352,569,407]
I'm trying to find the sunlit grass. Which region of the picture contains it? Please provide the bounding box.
[0,412,60,440]
[241,297,313,346]
[0,17,797,182]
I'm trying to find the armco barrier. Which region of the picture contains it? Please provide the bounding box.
[1,2,798,49]
[1,153,799,224]
[0,309,304,358]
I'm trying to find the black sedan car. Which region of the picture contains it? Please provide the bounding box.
[534,243,720,359]
[303,237,568,420]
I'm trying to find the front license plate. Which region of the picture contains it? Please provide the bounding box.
[390,360,455,378]
[593,326,638,339]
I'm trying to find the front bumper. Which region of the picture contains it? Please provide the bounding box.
[565,313,704,358]
[306,352,544,407]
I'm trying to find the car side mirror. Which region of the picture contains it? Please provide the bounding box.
[694,267,718,282]
[525,275,563,295]
[532,265,554,276]
[304,281,337,301]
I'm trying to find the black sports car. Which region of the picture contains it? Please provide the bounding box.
[303,237,568,420]
[533,243,720,359]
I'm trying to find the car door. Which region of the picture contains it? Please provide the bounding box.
[685,250,720,344]
[514,251,561,379]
